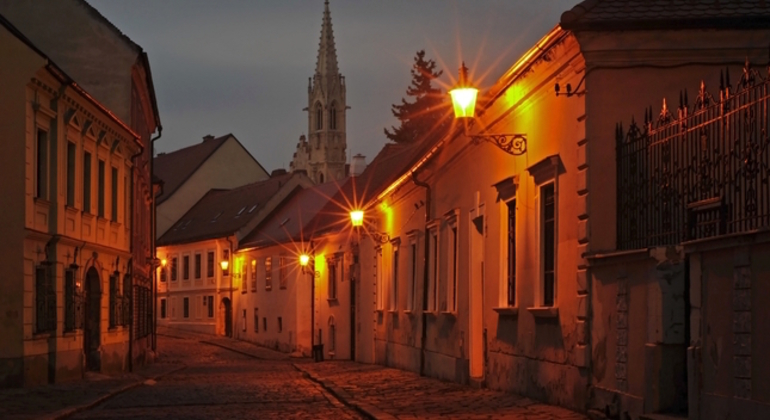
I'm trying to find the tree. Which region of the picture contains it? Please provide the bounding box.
[384,50,450,144]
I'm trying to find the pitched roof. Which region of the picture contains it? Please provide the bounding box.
[561,0,770,31]
[240,180,345,249]
[157,173,296,246]
[154,134,267,204]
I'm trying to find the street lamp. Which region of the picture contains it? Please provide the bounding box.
[220,259,229,272]
[299,253,323,362]
[349,210,364,227]
[449,62,528,156]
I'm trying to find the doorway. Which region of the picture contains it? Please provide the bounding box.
[220,298,232,337]
[469,205,485,380]
[84,267,101,371]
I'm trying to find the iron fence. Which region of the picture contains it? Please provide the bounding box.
[617,61,770,250]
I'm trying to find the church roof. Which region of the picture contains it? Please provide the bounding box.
[315,0,339,77]
[561,0,770,31]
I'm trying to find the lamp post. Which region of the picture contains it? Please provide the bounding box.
[300,253,321,361]
[449,63,528,156]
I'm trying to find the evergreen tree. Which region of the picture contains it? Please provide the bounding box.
[384,50,449,144]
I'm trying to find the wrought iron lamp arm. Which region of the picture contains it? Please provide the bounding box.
[469,133,527,156]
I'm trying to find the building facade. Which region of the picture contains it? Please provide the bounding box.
[0,16,142,385]
[290,0,348,184]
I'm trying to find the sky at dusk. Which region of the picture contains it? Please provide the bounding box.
[86,0,578,171]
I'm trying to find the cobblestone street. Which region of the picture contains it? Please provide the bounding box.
[1,330,589,419]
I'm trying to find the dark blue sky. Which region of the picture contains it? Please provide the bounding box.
[87,0,577,171]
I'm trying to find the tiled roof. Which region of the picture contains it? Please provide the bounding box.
[157,173,296,246]
[561,0,770,31]
[154,134,231,204]
[240,180,345,249]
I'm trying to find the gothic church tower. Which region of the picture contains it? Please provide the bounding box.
[290,0,347,184]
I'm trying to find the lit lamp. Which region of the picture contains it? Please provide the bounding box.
[350,210,364,228]
[449,62,527,155]
[220,260,229,272]
[299,254,310,269]
[161,258,167,268]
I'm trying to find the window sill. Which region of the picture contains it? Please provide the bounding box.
[387,309,398,314]
[424,310,438,316]
[327,298,339,304]
[403,309,416,316]
[440,311,457,317]
[241,290,247,294]
[526,307,559,318]
[493,307,519,316]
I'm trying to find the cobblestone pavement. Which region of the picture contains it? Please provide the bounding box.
[295,361,590,420]
[70,334,363,420]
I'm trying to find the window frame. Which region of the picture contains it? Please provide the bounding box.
[426,221,440,312]
[265,256,273,291]
[35,128,48,200]
[207,250,215,279]
[97,159,106,218]
[390,238,401,311]
[66,141,77,208]
[194,253,202,280]
[183,297,189,318]
[443,210,460,314]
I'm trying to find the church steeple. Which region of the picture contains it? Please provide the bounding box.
[290,0,348,185]
[315,0,339,78]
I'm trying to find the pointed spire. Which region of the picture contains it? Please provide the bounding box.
[315,0,340,77]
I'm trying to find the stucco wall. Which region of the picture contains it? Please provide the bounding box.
[156,137,269,237]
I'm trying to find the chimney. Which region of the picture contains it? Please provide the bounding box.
[203,134,215,142]
[350,153,367,176]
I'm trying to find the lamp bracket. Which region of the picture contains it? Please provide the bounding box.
[471,134,527,156]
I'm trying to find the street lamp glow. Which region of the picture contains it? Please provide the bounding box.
[449,87,478,118]
[350,210,364,227]
[299,254,311,267]
[161,258,167,268]
[220,260,229,271]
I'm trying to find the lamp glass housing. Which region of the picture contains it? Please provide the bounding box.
[220,260,229,271]
[449,87,478,118]
[161,258,168,268]
[350,210,364,227]
[299,254,310,267]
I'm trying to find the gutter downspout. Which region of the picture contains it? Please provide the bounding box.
[128,137,145,373]
[412,172,431,377]
[150,127,162,352]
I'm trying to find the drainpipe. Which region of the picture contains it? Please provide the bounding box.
[225,236,234,338]
[128,136,145,373]
[412,171,431,377]
[150,127,162,352]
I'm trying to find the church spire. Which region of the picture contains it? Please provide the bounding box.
[315,0,339,77]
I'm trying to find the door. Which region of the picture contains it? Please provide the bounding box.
[84,267,101,371]
[221,298,232,337]
[469,205,485,379]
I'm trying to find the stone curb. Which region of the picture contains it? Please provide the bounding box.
[293,363,397,420]
[46,364,186,420]
[199,340,270,360]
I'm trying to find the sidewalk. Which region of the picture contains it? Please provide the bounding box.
[294,361,589,420]
[0,359,183,420]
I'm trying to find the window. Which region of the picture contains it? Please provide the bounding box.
[408,236,418,311]
[35,129,48,199]
[328,317,336,353]
[223,250,230,277]
[66,142,76,207]
[242,309,247,332]
[83,151,92,212]
[279,257,287,289]
[160,264,167,282]
[171,257,178,281]
[98,159,105,218]
[542,184,556,307]
[35,266,56,333]
[375,247,384,311]
[207,296,214,317]
[111,167,118,221]
[328,256,337,300]
[64,269,76,332]
[254,308,259,332]
[265,257,272,291]
[315,103,323,130]
[427,226,439,312]
[194,253,201,279]
[183,297,189,318]
[443,213,459,313]
[263,317,267,332]
[183,255,190,280]
[329,104,337,130]
[109,274,119,328]
[122,275,130,327]
[391,242,400,310]
[278,317,283,333]
[250,260,257,291]
[507,199,517,307]
[207,251,215,278]
[160,299,167,319]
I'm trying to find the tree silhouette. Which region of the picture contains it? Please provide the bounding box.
[384,50,449,144]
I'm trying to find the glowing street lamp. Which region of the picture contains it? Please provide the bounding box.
[448,62,527,156]
[350,210,364,227]
[161,258,168,268]
[299,254,311,267]
[220,260,229,272]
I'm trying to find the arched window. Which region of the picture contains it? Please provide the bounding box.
[315,103,323,130]
[329,104,337,130]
